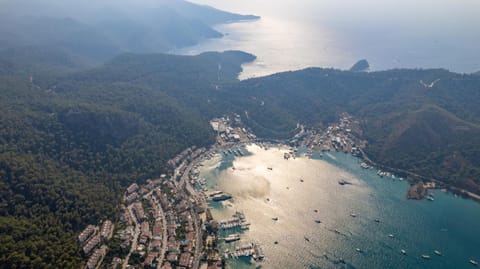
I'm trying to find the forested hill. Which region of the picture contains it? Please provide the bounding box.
[0,51,254,268]
[224,68,480,193]
[0,0,259,64]
[1,48,480,268]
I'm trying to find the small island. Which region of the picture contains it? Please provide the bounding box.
[350,59,370,72]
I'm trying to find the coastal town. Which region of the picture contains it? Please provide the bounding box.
[77,114,261,269]
[77,113,478,269]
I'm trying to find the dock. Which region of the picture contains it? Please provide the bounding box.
[224,243,264,261]
[219,211,250,230]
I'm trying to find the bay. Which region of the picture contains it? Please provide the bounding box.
[198,144,480,268]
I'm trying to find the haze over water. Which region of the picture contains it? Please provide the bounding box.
[178,0,480,79]
[199,144,480,269]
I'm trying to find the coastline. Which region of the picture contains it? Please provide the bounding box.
[88,112,480,268]
[194,131,480,268]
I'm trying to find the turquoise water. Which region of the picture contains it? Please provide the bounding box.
[199,144,480,269]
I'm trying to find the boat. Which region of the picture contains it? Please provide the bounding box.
[421,255,431,260]
[470,259,478,266]
[209,191,223,197]
[360,162,370,169]
[427,196,435,201]
[388,234,395,238]
[401,249,406,255]
[224,234,241,243]
[356,248,362,253]
[253,244,265,261]
[374,219,380,223]
[434,250,442,256]
[339,179,352,186]
[212,193,233,201]
[350,213,357,217]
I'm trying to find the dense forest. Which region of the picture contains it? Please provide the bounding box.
[227,68,480,193]
[2,44,480,267]
[1,2,480,266]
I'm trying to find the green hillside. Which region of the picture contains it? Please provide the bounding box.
[1,48,480,267]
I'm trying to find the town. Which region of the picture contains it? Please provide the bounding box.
[77,114,258,269]
[77,112,452,269]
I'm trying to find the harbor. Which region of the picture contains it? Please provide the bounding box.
[195,142,480,269]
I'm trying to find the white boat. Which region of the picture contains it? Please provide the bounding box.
[401,249,406,255]
[388,234,395,238]
[224,234,241,243]
[356,248,362,252]
[421,255,430,259]
[350,213,357,217]
[434,250,442,256]
[470,259,478,266]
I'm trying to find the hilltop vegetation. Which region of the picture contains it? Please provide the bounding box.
[0,48,259,267]
[1,22,480,268]
[228,68,480,193]
[0,0,259,64]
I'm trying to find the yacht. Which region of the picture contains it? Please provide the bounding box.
[421,255,431,260]
[388,234,395,238]
[470,259,478,266]
[401,249,406,255]
[224,234,241,243]
[434,250,442,256]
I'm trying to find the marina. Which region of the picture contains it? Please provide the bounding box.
[218,211,250,230]
[196,144,480,268]
[224,243,265,261]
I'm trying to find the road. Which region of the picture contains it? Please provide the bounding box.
[122,205,140,269]
[149,193,168,269]
[178,150,211,269]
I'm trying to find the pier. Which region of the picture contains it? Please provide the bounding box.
[224,243,264,261]
[219,211,250,230]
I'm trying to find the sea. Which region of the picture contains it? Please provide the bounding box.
[176,0,480,79]
[198,144,480,269]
